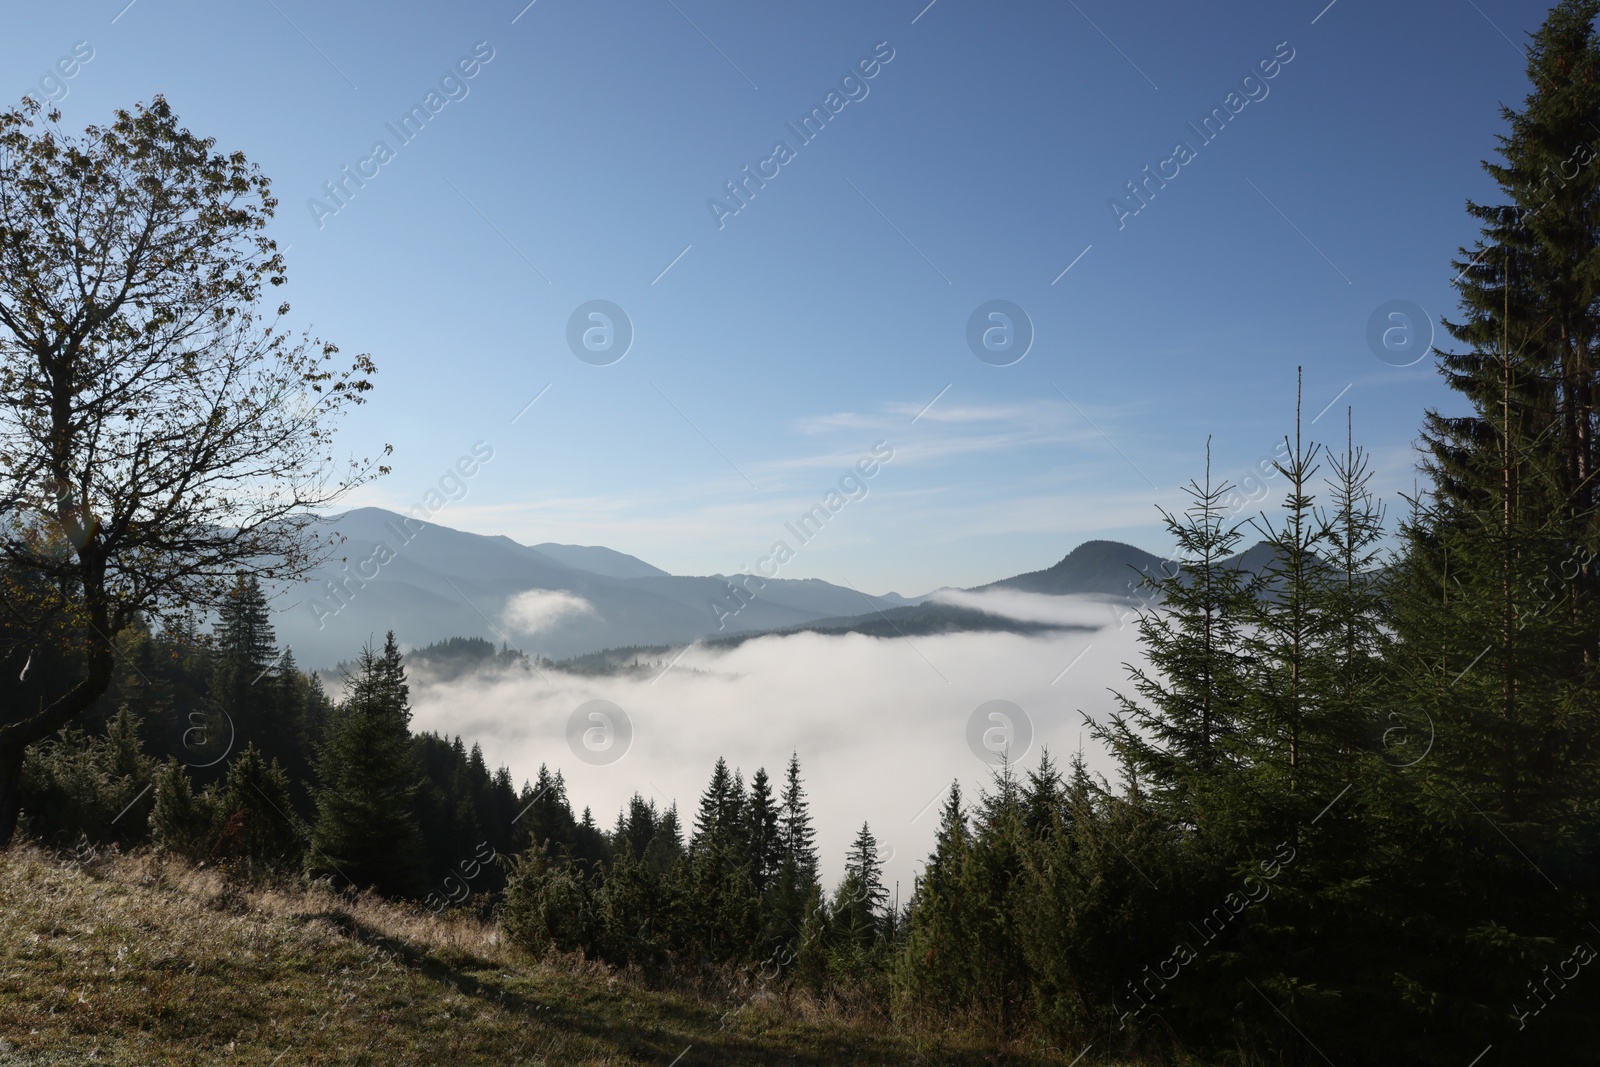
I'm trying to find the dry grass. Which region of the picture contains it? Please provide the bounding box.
[0,846,1076,1066]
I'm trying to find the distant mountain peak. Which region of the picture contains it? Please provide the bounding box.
[972,539,1169,599]
[270,507,916,668]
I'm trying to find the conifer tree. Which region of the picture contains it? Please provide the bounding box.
[770,753,822,952]
[518,764,577,855]
[1310,413,1389,747]
[1021,751,1064,841]
[20,703,155,844]
[779,753,819,884]
[306,633,425,896]
[210,577,283,757]
[502,842,595,956]
[301,669,333,748]
[744,766,782,893]
[684,758,758,959]
[842,821,887,919]
[1015,754,1183,1043]
[964,761,1032,1030]
[213,744,304,874]
[1433,0,1600,541]
[573,805,608,869]
[612,792,658,858]
[691,757,742,855]
[150,757,220,859]
[655,801,685,865]
[592,835,682,968]
[1238,376,1335,831]
[1378,7,1600,1056]
[825,821,888,989]
[897,781,976,1013]
[1094,441,1259,843]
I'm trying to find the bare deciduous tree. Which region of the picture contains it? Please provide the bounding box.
[0,97,387,846]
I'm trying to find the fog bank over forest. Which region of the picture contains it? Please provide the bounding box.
[405,594,1143,891]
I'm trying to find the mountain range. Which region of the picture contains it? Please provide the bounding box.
[268,508,1181,668]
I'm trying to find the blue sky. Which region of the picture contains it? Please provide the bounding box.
[3,0,1559,594]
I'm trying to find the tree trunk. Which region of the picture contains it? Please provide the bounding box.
[0,737,25,849]
[0,632,116,850]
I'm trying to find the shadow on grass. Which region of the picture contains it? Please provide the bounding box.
[289,908,1068,1066]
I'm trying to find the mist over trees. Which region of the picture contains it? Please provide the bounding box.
[4,3,1600,1065]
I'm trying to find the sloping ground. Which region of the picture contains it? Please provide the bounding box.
[0,848,1071,1066]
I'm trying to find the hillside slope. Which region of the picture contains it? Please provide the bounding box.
[0,848,1071,1066]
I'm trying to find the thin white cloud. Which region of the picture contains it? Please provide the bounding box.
[338,390,1190,593]
[798,400,1046,432]
[502,589,599,634]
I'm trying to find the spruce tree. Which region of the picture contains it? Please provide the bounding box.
[149,757,220,859]
[518,763,577,854]
[1433,0,1600,542]
[691,757,742,855]
[1094,440,1259,843]
[268,648,316,816]
[213,744,304,874]
[612,792,658,858]
[1016,754,1184,1044]
[593,835,683,968]
[20,703,156,845]
[964,761,1032,1030]
[1021,750,1064,841]
[771,753,821,952]
[897,781,976,1013]
[210,577,282,759]
[1379,6,1600,1057]
[744,766,781,893]
[842,821,887,918]
[502,842,596,956]
[654,801,685,866]
[1236,376,1340,836]
[779,753,819,884]
[825,821,888,989]
[573,805,608,869]
[1214,392,1388,1056]
[306,633,425,896]
[687,758,757,960]
[1310,413,1389,751]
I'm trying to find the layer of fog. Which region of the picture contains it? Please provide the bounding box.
[407,591,1148,895]
[930,587,1141,628]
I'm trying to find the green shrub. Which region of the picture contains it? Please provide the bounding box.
[150,745,305,877]
[21,705,154,846]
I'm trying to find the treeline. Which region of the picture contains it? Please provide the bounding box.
[500,753,900,997]
[897,404,1596,1064]
[6,583,910,998]
[8,590,550,904]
